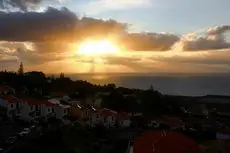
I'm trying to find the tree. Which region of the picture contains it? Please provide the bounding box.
[18,62,24,75]
[60,73,65,79]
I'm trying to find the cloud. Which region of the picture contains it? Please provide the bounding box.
[0,0,64,11]
[174,25,230,51]
[0,7,127,42]
[0,7,180,51]
[207,25,230,35]
[123,33,180,51]
[1,2,230,53]
[0,41,68,66]
[2,7,230,73]
[82,0,151,15]
[158,50,230,65]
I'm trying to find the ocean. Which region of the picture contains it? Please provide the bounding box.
[63,73,230,96]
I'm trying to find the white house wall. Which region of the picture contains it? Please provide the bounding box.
[119,120,131,127]
[91,113,101,125]
[20,103,33,122]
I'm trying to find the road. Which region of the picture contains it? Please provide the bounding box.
[1,125,42,153]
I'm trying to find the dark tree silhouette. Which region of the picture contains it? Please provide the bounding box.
[60,73,65,79]
[18,62,24,75]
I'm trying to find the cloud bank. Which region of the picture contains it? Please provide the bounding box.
[0,6,230,73]
[175,25,230,51]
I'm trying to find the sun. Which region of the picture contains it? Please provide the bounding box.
[77,40,120,56]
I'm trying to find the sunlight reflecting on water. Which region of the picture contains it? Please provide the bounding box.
[92,75,109,80]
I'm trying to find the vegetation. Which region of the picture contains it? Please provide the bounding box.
[0,63,184,117]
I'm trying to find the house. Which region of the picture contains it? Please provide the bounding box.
[94,98,102,108]
[147,118,161,128]
[0,95,21,118]
[117,112,131,128]
[20,98,42,122]
[70,103,84,119]
[91,108,117,127]
[0,85,15,95]
[217,128,230,153]
[128,112,143,117]
[163,116,183,129]
[51,92,70,102]
[40,100,56,118]
[55,104,70,121]
[83,105,96,120]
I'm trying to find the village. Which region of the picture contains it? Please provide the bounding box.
[0,70,228,153]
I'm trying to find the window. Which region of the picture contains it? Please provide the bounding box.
[52,108,54,113]
[104,117,107,122]
[111,116,114,121]
[11,104,14,108]
[48,108,50,112]
[64,109,66,113]
[16,103,19,109]
[35,105,39,111]
[30,106,33,110]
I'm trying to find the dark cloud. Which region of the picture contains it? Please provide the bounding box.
[176,25,230,51]
[123,33,180,51]
[0,7,127,42]
[0,0,61,11]
[207,25,230,35]
[0,7,181,51]
[0,7,77,41]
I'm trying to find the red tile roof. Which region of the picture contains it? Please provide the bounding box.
[23,98,56,107]
[98,108,117,116]
[117,112,129,120]
[23,98,42,105]
[2,95,20,104]
[133,131,200,153]
[41,100,56,107]
[0,85,13,93]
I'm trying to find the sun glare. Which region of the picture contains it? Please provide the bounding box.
[77,40,120,56]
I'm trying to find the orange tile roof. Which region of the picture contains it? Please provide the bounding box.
[2,95,20,104]
[133,131,200,153]
[99,108,117,116]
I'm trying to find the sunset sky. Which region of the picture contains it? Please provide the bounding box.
[1,0,230,74]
